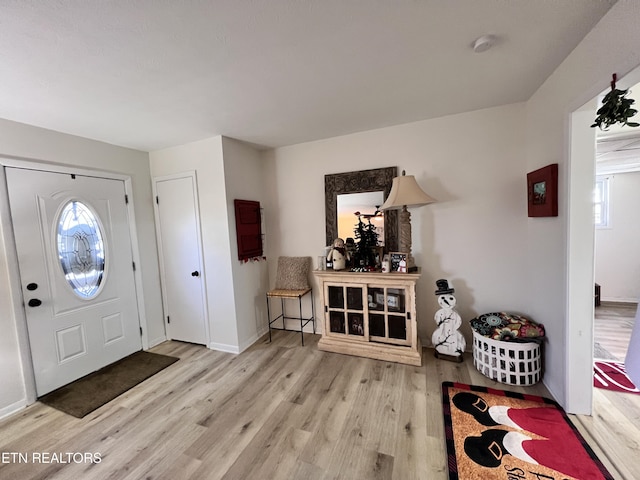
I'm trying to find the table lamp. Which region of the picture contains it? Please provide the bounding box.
[380,170,435,271]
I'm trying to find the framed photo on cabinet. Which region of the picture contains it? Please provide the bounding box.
[389,252,408,272]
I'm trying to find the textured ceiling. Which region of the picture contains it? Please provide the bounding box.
[0,0,617,151]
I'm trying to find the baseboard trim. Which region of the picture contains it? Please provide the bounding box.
[0,399,27,421]
[237,329,269,353]
[147,335,168,349]
[600,299,638,307]
[209,342,240,354]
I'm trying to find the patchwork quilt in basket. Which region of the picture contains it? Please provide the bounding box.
[469,312,545,342]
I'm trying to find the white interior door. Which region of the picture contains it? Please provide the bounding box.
[154,173,207,345]
[6,168,142,396]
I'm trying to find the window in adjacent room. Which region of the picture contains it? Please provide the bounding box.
[594,176,610,228]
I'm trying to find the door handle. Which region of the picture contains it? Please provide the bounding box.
[28,298,42,307]
[191,271,200,277]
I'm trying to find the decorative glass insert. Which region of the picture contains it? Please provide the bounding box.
[369,314,385,337]
[346,287,363,310]
[328,286,344,309]
[367,287,385,311]
[388,315,407,340]
[348,313,365,336]
[57,201,105,298]
[329,311,346,334]
[387,288,406,313]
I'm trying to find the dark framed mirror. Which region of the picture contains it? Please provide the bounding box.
[325,167,398,252]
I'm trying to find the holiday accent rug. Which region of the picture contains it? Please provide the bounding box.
[442,382,613,480]
[39,351,179,418]
[593,360,640,394]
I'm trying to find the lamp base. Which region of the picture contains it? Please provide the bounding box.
[399,207,420,272]
[406,252,418,272]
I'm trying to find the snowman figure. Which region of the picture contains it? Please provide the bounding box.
[431,279,465,362]
[327,237,349,270]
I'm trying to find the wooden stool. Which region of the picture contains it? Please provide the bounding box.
[266,288,315,345]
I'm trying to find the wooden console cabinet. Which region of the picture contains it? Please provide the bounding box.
[313,270,422,366]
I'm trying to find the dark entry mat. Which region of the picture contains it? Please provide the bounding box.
[39,351,178,418]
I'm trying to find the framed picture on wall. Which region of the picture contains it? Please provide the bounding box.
[527,163,558,217]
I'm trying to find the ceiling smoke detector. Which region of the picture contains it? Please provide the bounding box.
[472,35,495,53]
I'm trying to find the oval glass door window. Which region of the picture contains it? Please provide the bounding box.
[57,200,106,298]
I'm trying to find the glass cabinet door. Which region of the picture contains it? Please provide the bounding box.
[328,286,344,309]
[347,313,365,336]
[388,315,407,340]
[367,286,410,345]
[369,313,385,337]
[327,286,346,333]
[326,284,365,339]
[329,310,346,334]
[346,287,363,310]
[386,288,406,314]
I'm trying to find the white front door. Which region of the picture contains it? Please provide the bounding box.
[154,173,207,345]
[6,168,142,396]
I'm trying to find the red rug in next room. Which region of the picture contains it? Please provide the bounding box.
[593,360,640,394]
[442,382,613,480]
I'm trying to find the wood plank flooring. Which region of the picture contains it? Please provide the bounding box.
[0,330,636,479]
[594,302,637,361]
[573,302,640,480]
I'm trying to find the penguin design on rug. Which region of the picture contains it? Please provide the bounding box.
[431,279,465,361]
[451,391,609,480]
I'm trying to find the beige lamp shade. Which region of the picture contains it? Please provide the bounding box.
[379,170,435,271]
[380,171,436,210]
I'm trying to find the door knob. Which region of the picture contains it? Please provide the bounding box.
[28,299,42,307]
[191,271,200,277]
[26,283,38,291]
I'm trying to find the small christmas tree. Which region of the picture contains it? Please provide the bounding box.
[353,212,379,268]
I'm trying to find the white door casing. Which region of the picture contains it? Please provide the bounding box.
[153,172,208,345]
[6,168,142,396]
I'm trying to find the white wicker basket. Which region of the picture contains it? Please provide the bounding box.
[472,330,542,386]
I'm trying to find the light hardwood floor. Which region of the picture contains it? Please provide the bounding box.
[574,302,640,480]
[594,302,636,361]
[0,331,636,479]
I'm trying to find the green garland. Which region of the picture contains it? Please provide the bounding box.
[591,74,639,130]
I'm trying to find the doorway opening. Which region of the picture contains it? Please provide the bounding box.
[593,108,640,363]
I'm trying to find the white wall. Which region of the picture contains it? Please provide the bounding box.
[150,136,268,353]
[263,103,528,345]
[524,0,640,412]
[0,118,162,418]
[595,171,640,302]
[149,136,242,351]
[3,0,638,420]
[221,137,270,351]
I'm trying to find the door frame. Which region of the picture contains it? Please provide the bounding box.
[152,171,211,346]
[0,156,149,405]
[565,65,640,414]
